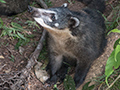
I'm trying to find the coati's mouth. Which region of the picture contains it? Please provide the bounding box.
[28,6,57,24]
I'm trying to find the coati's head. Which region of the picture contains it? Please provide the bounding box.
[28,3,80,32]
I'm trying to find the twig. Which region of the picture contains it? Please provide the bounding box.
[106,74,120,90]
[26,29,47,70]
[36,0,48,9]
[0,64,6,71]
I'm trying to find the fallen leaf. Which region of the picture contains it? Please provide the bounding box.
[0,55,4,59]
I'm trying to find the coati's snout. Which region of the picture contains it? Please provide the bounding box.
[28,6,60,30]
[28,6,53,18]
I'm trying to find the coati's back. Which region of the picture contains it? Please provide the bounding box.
[78,0,105,13]
[29,0,106,88]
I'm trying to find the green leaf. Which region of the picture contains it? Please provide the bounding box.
[105,48,120,86]
[11,22,21,28]
[82,81,95,90]
[11,22,24,31]
[0,18,3,25]
[64,75,76,90]
[0,18,4,28]
[107,29,120,35]
[53,84,59,90]
[15,39,29,49]
[105,51,114,86]
[17,32,26,40]
[114,45,120,62]
[0,0,6,3]
[113,38,120,49]
[15,39,23,49]
[25,20,40,29]
[105,51,114,76]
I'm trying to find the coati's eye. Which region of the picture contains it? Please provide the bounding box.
[51,14,56,21]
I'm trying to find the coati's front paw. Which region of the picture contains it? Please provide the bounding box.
[45,64,50,72]
[45,75,58,86]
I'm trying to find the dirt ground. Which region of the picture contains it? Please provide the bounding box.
[0,0,120,90]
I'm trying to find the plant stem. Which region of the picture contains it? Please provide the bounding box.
[106,74,120,90]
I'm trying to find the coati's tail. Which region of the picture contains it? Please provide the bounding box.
[78,0,105,13]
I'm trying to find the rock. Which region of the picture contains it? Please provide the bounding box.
[19,46,25,55]
[34,64,49,84]
[0,0,30,16]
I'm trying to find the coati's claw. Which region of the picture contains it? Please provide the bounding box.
[45,75,58,86]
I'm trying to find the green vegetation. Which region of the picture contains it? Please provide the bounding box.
[82,81,95,90]
[53,84,59,90]
[38,41,48,70]
[8,55,15,62]
[105,29,120,89]
[104,6,120,32]
[98,5,120,90]
[67,0,75,4]
[44,0,52,7]
[25,20,40,29]
[38,45,47,61]
[0,0,6,3]
[64,75,76,90]
[0,18,33,49]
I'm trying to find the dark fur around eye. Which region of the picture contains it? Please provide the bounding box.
[51,14,56,21]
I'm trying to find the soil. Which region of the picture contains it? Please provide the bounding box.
[0,0,120,90]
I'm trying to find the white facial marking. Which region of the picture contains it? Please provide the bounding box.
[54,23,59,27]
[37,8,57,22]
[48,18,52,22]
[38,8,56,14]
[34,17,53,30]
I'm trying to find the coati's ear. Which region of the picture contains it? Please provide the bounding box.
[69,17,80,28]
[61,3,68,8]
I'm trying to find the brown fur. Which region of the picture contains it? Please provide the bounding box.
[47,28,78,58]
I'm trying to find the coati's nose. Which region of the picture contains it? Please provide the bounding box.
[28,5,34,13]
[28,6,33,13]
[28,6,40,17]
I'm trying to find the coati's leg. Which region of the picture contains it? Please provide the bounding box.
[55,56,77,82]
[46,52,63,75]
[74,61,91,88]
[46,52,63,84]
[46,56,75,84]
[46,62,69,85]
[55,62,69,82]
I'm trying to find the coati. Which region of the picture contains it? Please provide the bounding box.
[29,0,106,88]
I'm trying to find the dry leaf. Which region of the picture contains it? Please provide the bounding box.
[0,55,4,59]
